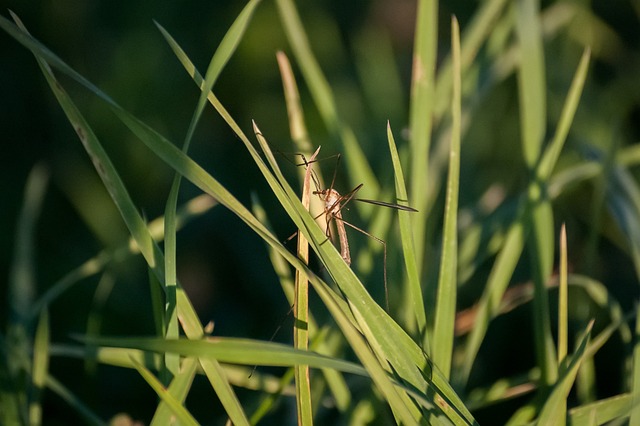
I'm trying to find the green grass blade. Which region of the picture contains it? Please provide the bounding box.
[81,336,367,375]
[526,187,558,385]
[568,393,632,425]
[537,48,591,180]
[558,225,568,364]
[515,0,557,387]
[557,225,568,423]
[515,0,546,168]
[537,322,592,425]
[432,16,462,379]
[150,357,199,426]
[387,124,426,334]
[130,358,199,426]
[307,275,425,424]
[291,146,317,424]
[252,197,353,417]
[408,0,438,277]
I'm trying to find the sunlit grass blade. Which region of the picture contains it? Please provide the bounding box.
[557,224,568,424]
[292,146,320,425]
[81,336,367,375]
[536,322,592,425]
[432,16,462,379]
[558,225,568,365]
[130,358,199,426]
[387,124,425,335]
[251,197,353,417]
[408,0,438,274]
[150,357,198,426]
[307,275,424,424]
[568,393,632,424]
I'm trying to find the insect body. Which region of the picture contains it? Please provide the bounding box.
[315,187,351,265]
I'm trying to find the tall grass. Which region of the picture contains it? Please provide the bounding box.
[2,0,639,424]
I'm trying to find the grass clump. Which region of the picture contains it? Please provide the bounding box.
[2,0,639,424]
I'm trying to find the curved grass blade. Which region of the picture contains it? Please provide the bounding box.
[6,14,250,425]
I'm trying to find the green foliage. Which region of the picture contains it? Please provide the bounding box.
[2,0,640,424]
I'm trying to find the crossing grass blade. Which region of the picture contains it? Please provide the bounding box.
[130,358,199,426]
[536,322,592,425]
[160,0,259,380]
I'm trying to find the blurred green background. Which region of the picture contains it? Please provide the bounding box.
[2,0,640,423]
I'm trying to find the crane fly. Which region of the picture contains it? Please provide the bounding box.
[299,152,417,311]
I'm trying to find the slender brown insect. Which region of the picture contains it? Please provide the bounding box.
[300,153,417,311]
